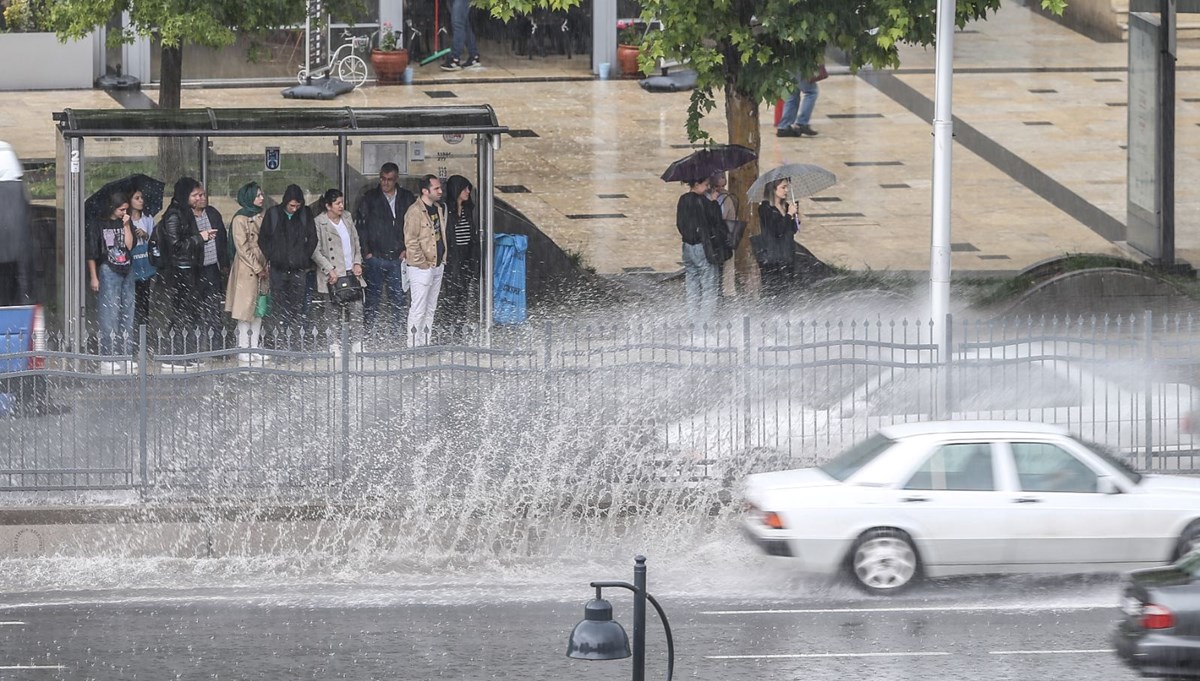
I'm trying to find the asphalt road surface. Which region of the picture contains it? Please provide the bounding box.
[0,571,1143,680]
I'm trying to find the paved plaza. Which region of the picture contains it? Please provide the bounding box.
[2,3,1198,277]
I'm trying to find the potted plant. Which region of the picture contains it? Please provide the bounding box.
[370,22,409,85]
[617,25,645,77]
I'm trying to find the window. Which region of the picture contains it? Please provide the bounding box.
[819,434,895,482]
[1011,442,1098,493]
[904,443,995,491]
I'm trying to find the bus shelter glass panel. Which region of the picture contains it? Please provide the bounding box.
[207,136,342,214]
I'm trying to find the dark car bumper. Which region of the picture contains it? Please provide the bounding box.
[1114,623,1200,678]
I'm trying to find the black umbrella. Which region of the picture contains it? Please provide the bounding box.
[661,144,756,183]
[84,174,166,221]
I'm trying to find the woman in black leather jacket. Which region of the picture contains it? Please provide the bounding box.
[159,177,228,354]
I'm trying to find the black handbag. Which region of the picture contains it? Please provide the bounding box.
[751,233,794,267]
[329,275,363,305]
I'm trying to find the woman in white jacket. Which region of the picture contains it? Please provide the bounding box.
[312,188,365,355]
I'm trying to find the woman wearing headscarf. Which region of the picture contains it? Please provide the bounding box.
[442,175,481,323]
[311,188,365,356]
[224,182,268,364]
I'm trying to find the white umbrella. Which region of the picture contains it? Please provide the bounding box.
[746,163,836,203]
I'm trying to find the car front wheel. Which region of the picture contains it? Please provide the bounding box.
[1174,520,1200,561]
[849,529,920,595]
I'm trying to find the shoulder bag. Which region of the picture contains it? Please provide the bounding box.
[329,275,363,305]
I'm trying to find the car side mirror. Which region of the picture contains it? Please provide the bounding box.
[1098,476,1121,495]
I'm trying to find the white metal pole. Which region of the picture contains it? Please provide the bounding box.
[930,0,955,354]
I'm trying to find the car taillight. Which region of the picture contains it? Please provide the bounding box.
[1142,604,1175,630]
[27,305,44,370]
[761,511,785,530]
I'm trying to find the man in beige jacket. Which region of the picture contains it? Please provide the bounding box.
[403,174,447,347]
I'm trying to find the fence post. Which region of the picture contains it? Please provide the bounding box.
[1143,310,1154,470]
[339,323,351,488]
[541,321,554,425]
[942,313,955,419]
[742,316,752,453]
[137,324,149,491]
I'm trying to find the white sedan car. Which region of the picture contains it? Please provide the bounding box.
[742,420,1200,595]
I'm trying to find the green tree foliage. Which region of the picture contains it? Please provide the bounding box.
[634,0,1067,141]
[47,0,363,107]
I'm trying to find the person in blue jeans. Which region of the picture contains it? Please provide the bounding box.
[675,177,730,321]
[778,75,819,137]
[441,0,481,70]
[85,191,136,375]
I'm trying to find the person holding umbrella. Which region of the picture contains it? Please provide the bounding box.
[662,145,754,320]
[756,178,799,298]
[85,190,135,374]
[676,176,730,321]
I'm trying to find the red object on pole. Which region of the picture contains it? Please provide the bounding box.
[773,99,785,126]
[434,0,440,51]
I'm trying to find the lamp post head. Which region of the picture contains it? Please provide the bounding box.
[566,597,631,661]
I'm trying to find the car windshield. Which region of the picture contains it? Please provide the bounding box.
[819,433,895,482]
[1076,437,1143,485]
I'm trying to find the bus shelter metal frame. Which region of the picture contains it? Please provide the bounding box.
[53,105,507,352]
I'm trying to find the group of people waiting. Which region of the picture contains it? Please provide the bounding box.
[675,172,800,320]
[85,163,481,372]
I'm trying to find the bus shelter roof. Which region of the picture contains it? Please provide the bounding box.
[53,105,507,138]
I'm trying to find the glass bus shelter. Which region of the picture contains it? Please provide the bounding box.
[52,105,507,351]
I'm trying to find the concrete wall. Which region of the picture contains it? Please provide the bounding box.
[0,33,96,90]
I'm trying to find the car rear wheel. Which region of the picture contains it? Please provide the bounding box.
[849,529,920,595]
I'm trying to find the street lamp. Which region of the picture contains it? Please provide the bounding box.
[566,555,675,681]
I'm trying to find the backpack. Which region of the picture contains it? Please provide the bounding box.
[146,220,168,269]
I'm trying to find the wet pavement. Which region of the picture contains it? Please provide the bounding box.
[0,572,1136,680]
[4,4,1200,275]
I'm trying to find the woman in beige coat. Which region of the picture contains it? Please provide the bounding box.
[312,188,365,355]
[224,182,267,363]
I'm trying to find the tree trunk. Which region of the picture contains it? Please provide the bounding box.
[159,43,182,109]
[724,84,761,295]
[157,43,189,182]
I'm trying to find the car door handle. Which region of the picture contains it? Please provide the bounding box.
[901,496,929,503]
[1013,496,1042,504]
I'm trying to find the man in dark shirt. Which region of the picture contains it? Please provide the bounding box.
[354,162,415,339]
[258,184,317,335]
